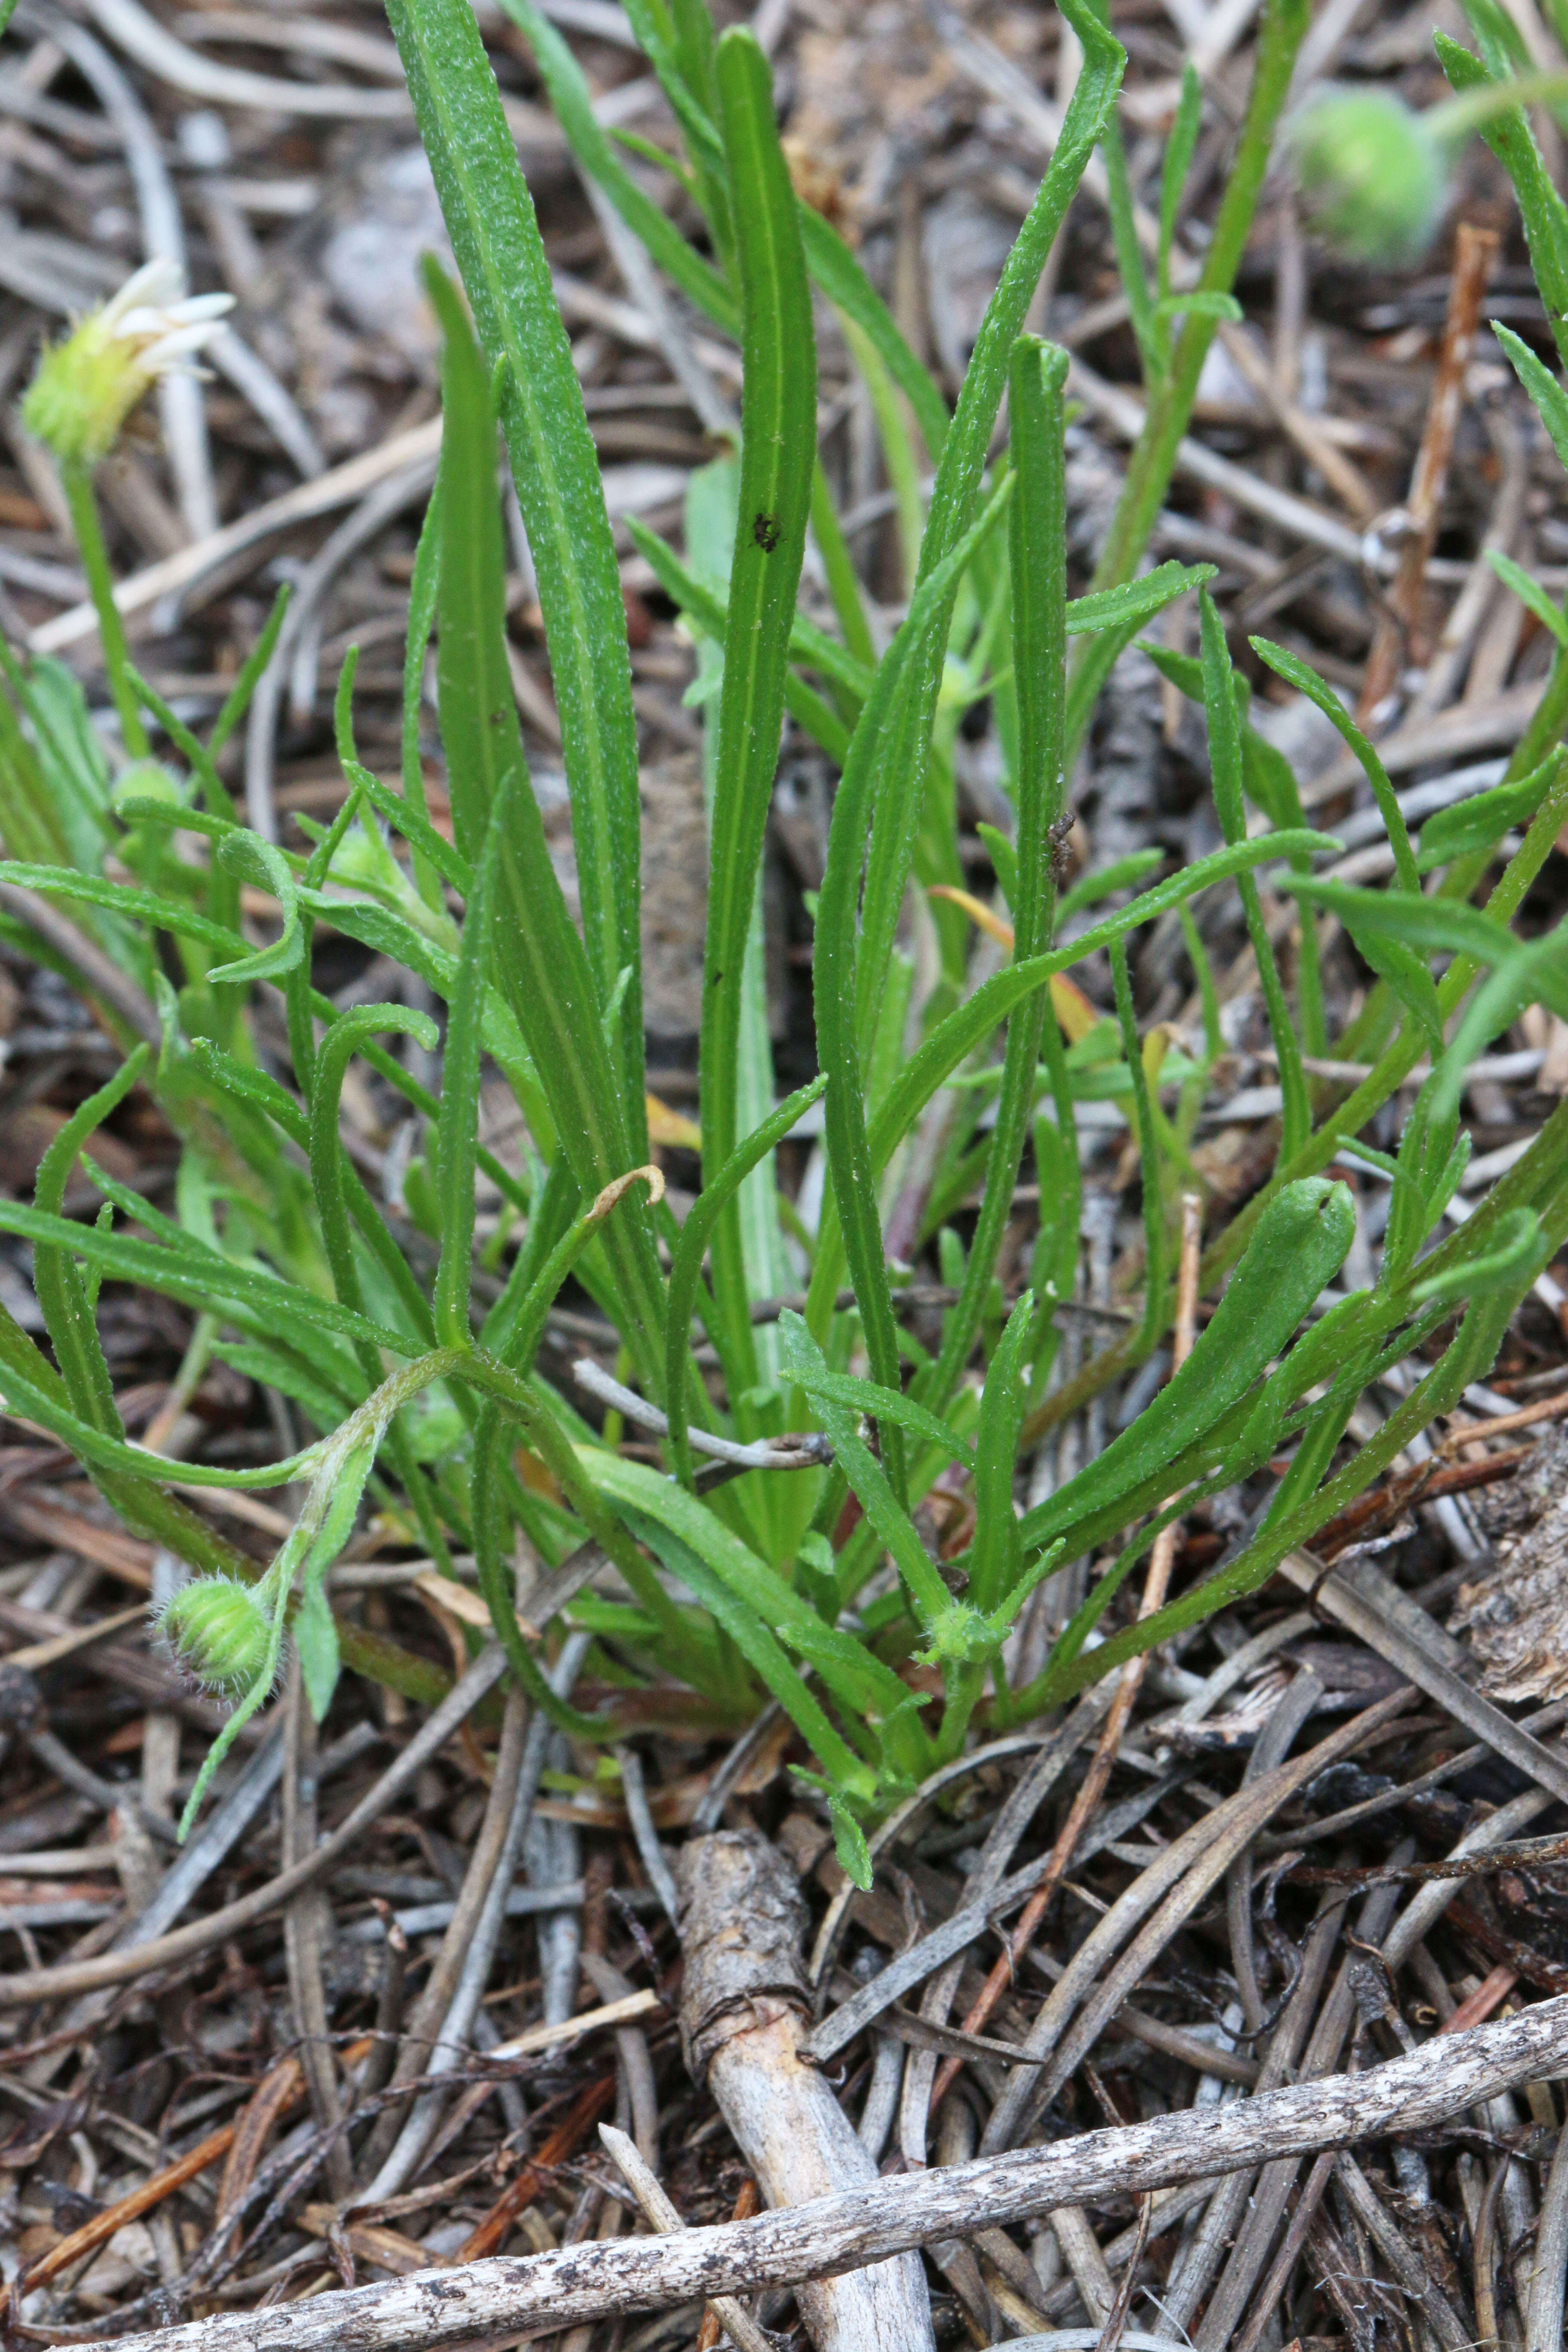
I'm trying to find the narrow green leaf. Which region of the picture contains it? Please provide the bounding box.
[802,825,1340,1323]
[827,1791,874,1891]
[927,339,1068,1407]
[433,811,501,1349]
[799,208,950,463]
[1355,931,1446,1054]
[1438,28,1568,368]
[633,519,872,701]
[210,583,291,765]
[0,864,246,959]
[1110,936,1166,1356]
[665,1074,825,1485]
[294,1576,342,1723]
[1412,1205,1544,1304]
[1064,560,1214,636]
[0,1196,416,1358]
[1416,752,1565,871]
[343,756,472,900]
[387,0,646,1142]
[1488,548,1568,647]
[977,821,1019,911]
[698,28,818,1386]
[1056,848,1163,921]
[1017,1178,1355,1556]
[32,1046,150,1441]
[1284,876,1518,964]
[416,270,665,1383]
[1493,321,1568,478]
[210,833,304,982]
[1085,6,1156,380]
[503,1165,661,1379]
[1248,635,1420,897]
[309,1004,440,1375]
[1201,600,1311,1160]
[1084,0,1308,612]
[790,1359,977,1471]
[1158,62,1202,300]
[591,1452,885,1790]
[496,0,739,334]
[401,463,442,819]
[810,477,1016,1480]
[969,1289,1035,1615]
[779,1314,956,1638]
[1152,291,1243,324]
[853,0,1122,1046]
[1034,1274,1528,1707]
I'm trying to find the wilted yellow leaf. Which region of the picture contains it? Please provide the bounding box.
[645,1092,701,1148]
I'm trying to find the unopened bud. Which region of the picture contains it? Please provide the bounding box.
[1292,90,1446,266]
[157,1575,273,1694]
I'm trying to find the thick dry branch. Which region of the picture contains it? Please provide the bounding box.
[102,1995,1568,2352]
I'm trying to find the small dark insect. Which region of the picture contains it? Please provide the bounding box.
[753,511,781,552]
[1047,810,1075,886]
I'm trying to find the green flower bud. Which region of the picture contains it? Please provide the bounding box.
[112,760,182,815]
[1292,90,1447,266]
[20,259,233,467]
[157,1576,273,1695]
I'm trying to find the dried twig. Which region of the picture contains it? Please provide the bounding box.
[94,2000,1568,2352]
[1357,222,1499,724]
[600,2123,774,2352]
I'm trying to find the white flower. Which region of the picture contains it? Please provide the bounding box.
[21,257,234,465]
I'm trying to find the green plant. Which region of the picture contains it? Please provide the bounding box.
[0,0,1564,1871]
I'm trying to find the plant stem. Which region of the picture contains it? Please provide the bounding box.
[1433,69,1568,142]
[61,457,149,762]
[1083,0,1310,603]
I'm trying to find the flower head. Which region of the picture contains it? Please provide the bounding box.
[156,1574,274,1695]
[21,259,234,466]
[1292,90,1447,266]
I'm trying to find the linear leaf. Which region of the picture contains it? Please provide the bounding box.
[32,1047,148,1441]
[1064,560,1214,636]
[1201,599,1310,1160]
[854,0,1123,1043]
[497,0,739,334]
[1494,321,1568,476]
[1017,1179,1354,1556]
[0,1197,415,1357]
[970,1291,1035,1616]
[699,28,818,1383]
[387,0,646,1143]
[1249,635,1420,896]
[590,1453,885,1789]
[1438,27,1568,368]
[665,1073,826,1485]
[798,208,949,462]
[433,818,500,1349]
[1416,752,1565,872]
[1488,548,1568,646]
[927,337,1069,1407]
[811,478,1015,1482]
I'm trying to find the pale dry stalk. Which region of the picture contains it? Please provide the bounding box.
[1358,221,1499,724]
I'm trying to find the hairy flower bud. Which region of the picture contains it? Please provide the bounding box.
[157,1576,273,1695]
[21,258,233,466]
[1292,90,1446,266]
